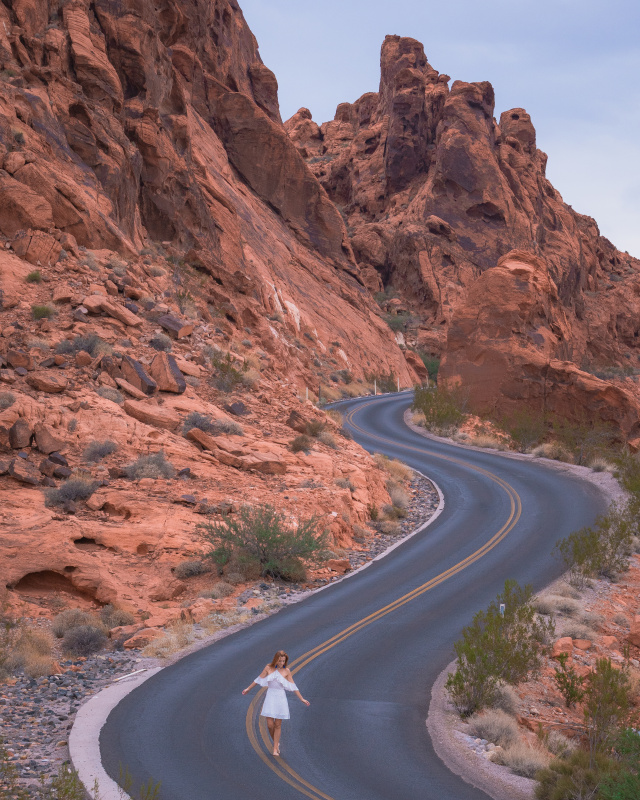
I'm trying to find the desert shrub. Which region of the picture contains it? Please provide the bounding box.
[325,409,343,426]
[291,434,313,453]
[412,384,467,433]
[149,265,165,277]
[554,652,585,708]
[545,731,576,759]
[32,304,54,320]
[365,370,398,394]
[589,457,615,473]
[335,477,356,492]
[183,412,243,436]
[613,613,629,628]
[173,560,208,579]
[209,351,245,392]
[531,442,574,462]
[376,520,401,535]
[99,605,134,629]
[553,506,634,588]
[599,728,640,800]
[62,624,107,656]
[149,334,172,351]
[559,621,597,641]
[96,386,124,404]
[200,503,326,581]
[0,392,15,410]
[467,709,519,747]
[142,621,195,658]
[445,580,554,716]
[489,682,519,715]
[383,503,407,520]
[3,627,54,678]
[388,482,410,509]
[123,450,176,480]
[383,312,414,332]
[551,416,617,466]
[501,408,547,451]
[418,353,440,383]
[204,581,234,599]
[306,420,326,437]
[45,479,98,508]
[584,658,633,757]
[469,434,508,450]
[83,439,118,463]
[56,333,111,358]
[374,453,413,483]
[535,749,621,800]
[317,430,338,449]
[25,270,41,283]
[52,608,97,637]
[494,742,550,778]
[224,571,246,586]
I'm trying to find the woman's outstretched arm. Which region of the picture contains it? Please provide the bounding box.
[242,665,269,694]
[285,668,310,706]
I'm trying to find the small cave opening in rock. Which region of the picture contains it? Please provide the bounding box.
[137,543,150,555]
[10,570,99,606]
[74,536,108,551]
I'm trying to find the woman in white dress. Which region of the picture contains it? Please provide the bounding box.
[242,650,310,756]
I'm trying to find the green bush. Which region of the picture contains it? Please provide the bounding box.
[535,749,621,800]
[501,408,547,451]
[32,304,54,320]
[83,439,118,463]
[62,624,106,656]
[209,352,245,393]
[554,652,585,708]
[365,370,398,394]
[553,506,634,587]
[600,729,640,800]
[25,270,41,283]
[413,384,467,434]
[383,312,414,331]
[550,416,617,466]
[445,580,554,716]
[123,450,176,480]
[418,353,440,383]
[584,658,633,757]
[45,479,98,508]
[199,503,326,581]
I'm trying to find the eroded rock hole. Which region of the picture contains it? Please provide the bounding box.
[74,536,108,551]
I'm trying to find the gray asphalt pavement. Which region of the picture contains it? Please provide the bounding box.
[100,392,608,800]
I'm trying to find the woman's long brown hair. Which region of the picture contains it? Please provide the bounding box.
[269,650,289,669]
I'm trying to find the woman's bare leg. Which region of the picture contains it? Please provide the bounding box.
[266,718,275,742]
[273,719,282,755]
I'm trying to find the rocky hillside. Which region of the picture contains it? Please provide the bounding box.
[0,1,421,620]
[287,35,640,436]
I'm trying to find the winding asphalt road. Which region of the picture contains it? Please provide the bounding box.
[100,392,608,800]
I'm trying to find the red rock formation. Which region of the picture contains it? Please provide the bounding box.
[287,34,640,429]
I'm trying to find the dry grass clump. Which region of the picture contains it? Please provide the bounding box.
[99,605,135,629]
[545,730,576,758]
[613,613,630,628]
[45,478,98,508]
[531,442,574,462]
[468,434,508,451]
[83,439,118,463]
[123,450,176,480]
[291,434,313,453]
[488,683,519,716]
[318,385,341,403]
[325,409,343,426]
[374,453,413,482]
[376,520,402,535]
[173,560,208,580]
[492,741,550,777]
[588,457,615,473]
[142,620,195,658]
[52,608,97,637]
[183,412,243,437]
[317,430,338,449]
[388,481,410,509]
[4,627,55,678]
[202,581,234,600]
[62,624,107,656]
[558,621,597,640]
[467,709,519,748]
[535,594,579,617]
[335,477,356,492]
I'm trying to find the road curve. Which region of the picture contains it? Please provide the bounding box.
[101,392,608,800]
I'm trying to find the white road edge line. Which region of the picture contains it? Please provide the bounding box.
[69,405,443,799]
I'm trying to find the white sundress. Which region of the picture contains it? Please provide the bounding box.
[255,669,298,720]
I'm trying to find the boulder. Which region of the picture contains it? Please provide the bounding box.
[148,352,186,394]
[121,356,157,395]
[158,315,194,339]
[8,458,41,485]
[123,628,164,650]
[11,229,62,266]
[286,409,308,433]
[628,615,640,648]
[34,423,66,455]
[26,372,68,393]
[551,637,573,658]
[122,399,180,432]
[6,349,35,371]
[327,558,351,574]
[9,419,33,449]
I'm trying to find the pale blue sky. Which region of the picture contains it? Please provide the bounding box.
[241,0,640,257]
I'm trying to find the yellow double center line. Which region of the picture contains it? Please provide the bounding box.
[246,398,522,799]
